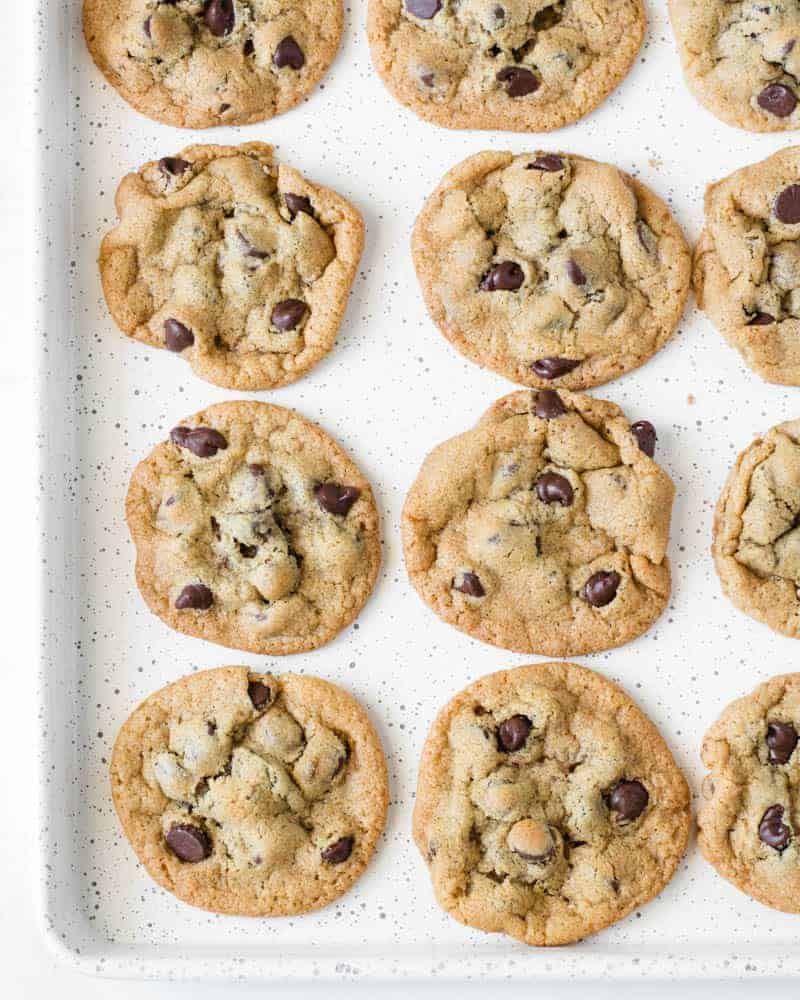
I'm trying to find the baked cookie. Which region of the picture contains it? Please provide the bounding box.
[111,666,389,915]
[99,143,363,391]
[713,419,800,638]
[367,1,645,132]
[402,388,674,657]
[413,661,691,946]
[126,400,381,655]
[699,673,800,912]
[412,151,690,391]
[669,1,800,133]
[694,146,800,385]
[83,0,343,128]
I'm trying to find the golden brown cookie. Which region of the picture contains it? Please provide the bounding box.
[402,388,674,657]
[412,151,690,391]
[84,0,343,128]
[111,666,389,915]
[699,674,800,912]
[99,143,364,391]
[367,1,645,132]
[126,400,381,655]
[413,661,691,946]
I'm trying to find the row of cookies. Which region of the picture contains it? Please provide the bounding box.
[110,658,800,943]
[100,142,800,396]
[84,3,800,134]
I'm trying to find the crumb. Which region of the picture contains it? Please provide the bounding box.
[687,394,695,405]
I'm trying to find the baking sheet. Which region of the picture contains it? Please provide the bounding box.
[35,0,800,981]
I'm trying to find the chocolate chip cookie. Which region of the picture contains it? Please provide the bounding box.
[402,388,674,657]
[367,1,646,132]
[669,1,800,132]
[699,673,800,911]
[414,661,691,946]
[126,400,381,655]
[83,1,343,128]
[99,143,363,391]
[713,419,800,639]
[694,146,800,385]
[111,666,389,915]
[412,151,691,391]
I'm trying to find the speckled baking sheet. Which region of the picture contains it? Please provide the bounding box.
[34,0,800,982]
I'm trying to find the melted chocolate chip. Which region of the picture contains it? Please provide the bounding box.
[159,157,191,177]
[535,472,574,506]
[284,192,313,218]
[321,836,354,864]
[273,35,305,70]
[534,388,566,419]
[204,0,235,36]
[164,318,194,352]
[248,680,271,708]
[271,299,308,332]
[166,823,212,863]
[580,570,621,607]
[170,426,228,458]
[759,804,791,851]
[767,721,798,765]
[174,583,214,610]
[608,780,649,822]
[775,184,800,224]
[566,259,586,286]
[479,260,524,291]
[527,154,564,172]
[405,0,441,17]
[496,66,539,97]
[531,357,580,379]
[315,483,361,515]
[454,572,485,597]
[498,715,532,752]
[631,420,657,457]
[747,311,775,326]
[757,83,797,118]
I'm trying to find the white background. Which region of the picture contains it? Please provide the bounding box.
[7,0,800,994]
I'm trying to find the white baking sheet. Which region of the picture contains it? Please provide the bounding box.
[34,0,800,981]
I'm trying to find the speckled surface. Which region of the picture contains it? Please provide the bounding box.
[33,0,800,983]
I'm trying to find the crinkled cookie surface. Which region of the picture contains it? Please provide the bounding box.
[367,0,645,132]
[413,661,691,946]
[713,419,800,638]
[126,400,381,655]
[669,1,800,132]
[111,666,389,915]
[401,389,674,657]
[99,143,364,390]
[412,151,690,390]
[83,0,343,127]
[699,673,800,912]
[694,146,800,385]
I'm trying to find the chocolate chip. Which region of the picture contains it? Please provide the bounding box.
[271,299,308,332]
[144,16,152,37]
[174,583,214,610]
[204,0,234,36]
[238,231,269,260]
[758,83,797,118]
[248,680,271,708]
[159,157,191,177]
[631,420,657,457]
[454,572,485,597]
[284,192,313,218]
[775,184,800,224]
[496,66,539,97]
[566,259,586,286]
[164,318,194,352]
[420,71,435,87]
[493,5,506,20]
[314,483,360,515]
[535,472,574,506]
[497,715,532,752]
[479,260,524,291]
[527,154,564,172]
[166,823,212,863]
[747,311,775,326]
[759,804,791,851]
[531,357,580,379]
[534,388,566,419]
[170,426,228,458]
[243,38,254,56]
[405,0,441,17]
[767,721,798,765]
[238,542,258,558]
[321,836,354,864]
[273,35,305,70]
[608,780,649,822]
[580,570,621,607]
